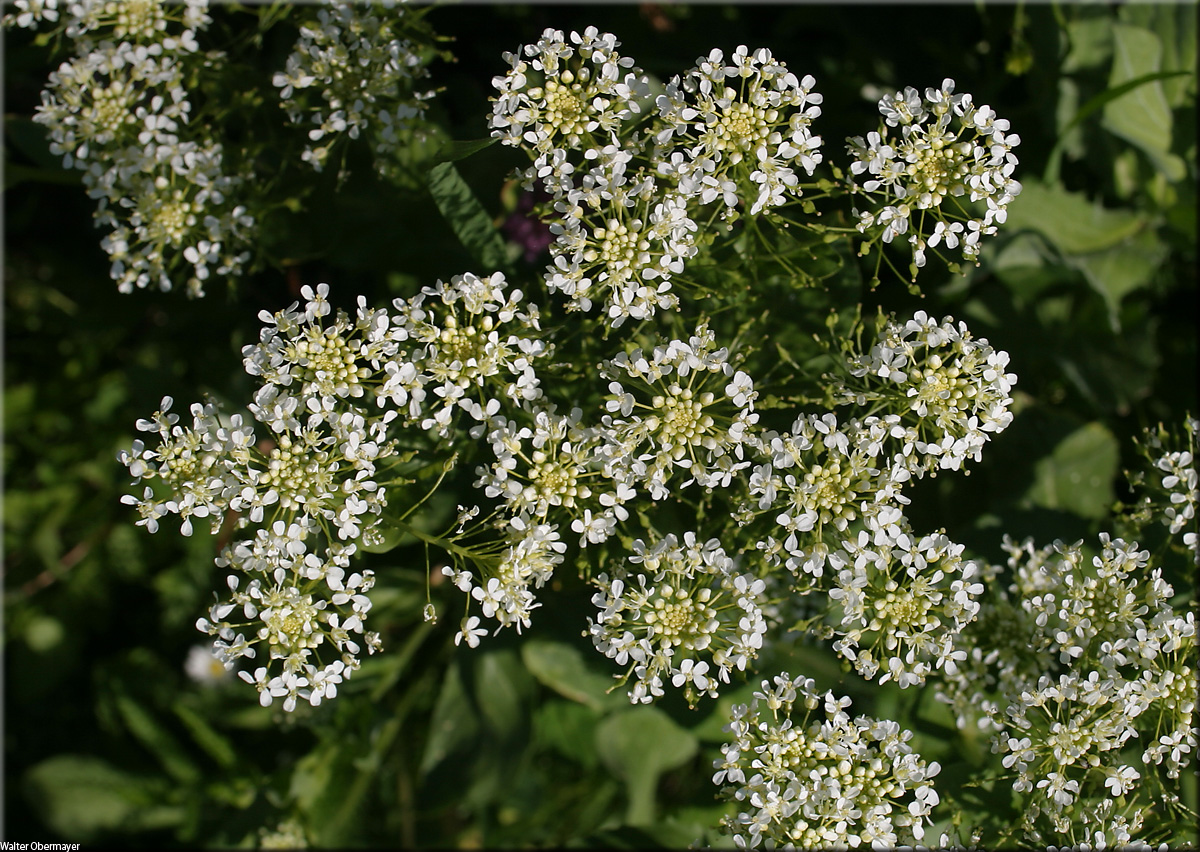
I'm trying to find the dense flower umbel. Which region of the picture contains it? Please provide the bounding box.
[545,150,698,326]
[273,0,438,173]
[654,45,823,215]
[389,271,547,435]
[713,674,940,848]
[588,532,767,707]
[847,78,1021,267]
[599,322,759,499]
[490,27,648,159]
[936,533,1198,845]
[834,309,1017,475]
[21,0,256,296]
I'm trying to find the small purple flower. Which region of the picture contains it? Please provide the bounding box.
[502,191,553,262]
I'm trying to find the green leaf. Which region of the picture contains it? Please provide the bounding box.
[1101,25,1188,181]
[1026,421,1120,519]
[24,755,182,842]
[113,693,201,784]
[1069,227,1167,324]
[521,638,626,712]
[172,702,237,770]
[533,699,601,768]
[1118,2,1198,108]
[474,648,532,739]
[1062,17,1113,73]
[427,161,510,273]
[435,137,499,164]
[420,659,479,774]
[595,706,698,827]
[1005,179,1146,255]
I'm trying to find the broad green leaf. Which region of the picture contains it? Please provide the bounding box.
[474,648,532,739]
[1101,24,1187,182]
[1026,422,1119,519]
[1005,179,1146,255]
[595,706,698,826]
[24,755,182,841]
[427,161,510,273]
[1069,227,1167,324]
[1062,17,1113,72]
[1118,2,1197,107]
[420,659,479,774]
[521,638,626,712]
[533,699,601,768]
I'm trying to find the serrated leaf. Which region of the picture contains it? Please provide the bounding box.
[1026,421,1119,519]
[595,706,698,826]
[1101,25,1187,181]
[1005,179,1146,255]
[521,638,625,712]
[428,161,510,273]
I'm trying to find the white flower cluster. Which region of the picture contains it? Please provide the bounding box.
[120,277,547,708]
[826,518,984,687]
[490,26,648,159]
[544,148,698,326]
[937,534,1197,844]
[491,30,829,326]
[588,532,767,707]
[654,45,824,215]
[713,673,940,849]
[847,78,1021,267]
[22,0,255,296]
[599,323,759,499]
[1141,416,1199,565]
[273,0,438,173]
[738,311,1015,684]
[837,309,1017,475]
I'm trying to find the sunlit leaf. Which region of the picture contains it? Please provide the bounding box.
[521,638,626,712]
[1101,25,1188,181]
[595,706,698,826]
[1026,421,1120,519]
[427,161,510,273]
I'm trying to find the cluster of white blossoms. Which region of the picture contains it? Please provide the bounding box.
[599,323,759,500]
[834,309,1018,475]
[273,0,438,173]
[847,78,1021,268]
[18,0,256,296]
[490,26,649,161]
[654,45,824,215]
[389,271,547,435]
[936,533,1197,846]
[1132,416,1199,566]
[825,518,984,688]
[120,277,551,708]
[713,673,940,848]
[544,149,698,325]
[588,532,768,707]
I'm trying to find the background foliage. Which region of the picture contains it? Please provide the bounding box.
[3,2,1196,847]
